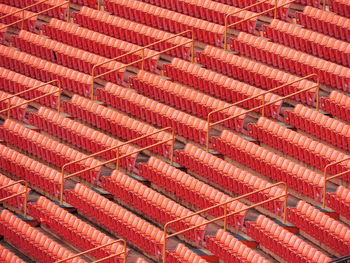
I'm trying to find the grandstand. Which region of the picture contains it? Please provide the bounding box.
[0,0,349,262]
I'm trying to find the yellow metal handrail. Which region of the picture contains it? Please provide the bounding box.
[0,0,71,31]
[59,127,175,203]
[205,73,320,151]
[163,182,288,263]
[224,0,295,50]
[54,239,127,263]
[0,180,28,217]
[323,157,350,208]
[0,80,62,119]
[90,30,195,100]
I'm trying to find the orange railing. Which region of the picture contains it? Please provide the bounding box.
[224,0,295,50]
[90,30,195,100]
[0,80,62,119]
[323,157,350,208]
[0,0,71,31]
[0,180,28,217]
[163,182,288,263]
[205,73,320,151]
[59,127,175,203]
[55,239,127,263]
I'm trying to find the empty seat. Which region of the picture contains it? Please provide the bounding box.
[130,70,247,128]
[198,45,317,105]
[28,106,138,170]
[1,0,68,20]
[285,104,350,151]
[320,90,350,123]
[0,209,86,263]
[65,183,207,262]
[0,119,103,184]
[209,130,325,201]
[0,173,29,210]
[139,157,248,230]
[206,229,270,263]
[249,117,350,183]
[131,0,257,32]
[104,0,226,47]
[0,66,59,108]
[247,215,330,263]
[0,244,25,263]
[14,30,127,83]
[96,83,214,144]
[0,89,28,121]
[288,200,350,255]
[29,196,129,262]
[164,58,283,117]
[296,7,350,41]
[175,143,286,214]
[72,7,191,60]
[0,4,37,31]
[0,44,94,97]
[101,170,208,243]
[264,19,350,67]
[42,18,159,71]
[329,0,350,18]
[62,94,173,158]
[231,32,350,92]
[0,144,62,197]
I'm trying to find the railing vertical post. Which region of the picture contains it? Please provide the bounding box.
[141,48,145,71]
[274,0,278,19]
[66,0,71,22]
[191,30,195,62]
[116,147,120,171]
[60,168,65,203]
[23,181,28,217]
[163,227,168,263]
[261,94,265,117]
[283,184,288,223]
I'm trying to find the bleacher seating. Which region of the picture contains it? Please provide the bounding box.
[0,0,349,261]
[0,209,86,263]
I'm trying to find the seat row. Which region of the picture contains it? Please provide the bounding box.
[327,186,350,221]
[264,19,350,67]
[321,90,350,123]
[131,0,257,32]
[0,244,25,263]
[28,107,138,170]
[175,144,285,214]
[0,173,28,210]
[231,32,350,91]
[130,70,247,127]
[0,209,86,263]
[138,157,248,229]
[101,170,207,243]
[0,119,103,184]
[198,45,317,105]
[62,94,173,158]
[0,44,93,97]
[205,229,270,263]
[96,83,211,144]
[0,89,28,121]
[285,104,350,151]
[104,0,225,47]
[0,143,61,197]
[65,183,207,263]
[28,196,129,263]
[210,130,325,202]
[329,0,350,18]
[14,30,126,83]
[296,6,350,41]
[0,67,59,109]
[73,7,191,60]
[1,0,68,20]
[287,200,350,255]
[247,215,331,263]
[249,117,350,183]
[164,58,282,117]
[42,18,159,72]
[0,4,37,31]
